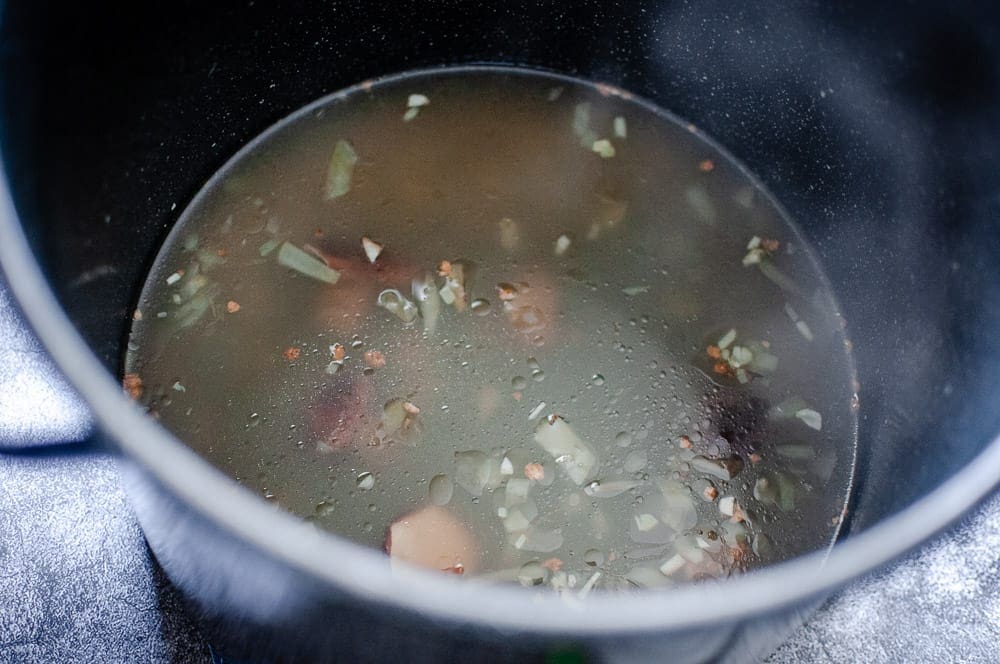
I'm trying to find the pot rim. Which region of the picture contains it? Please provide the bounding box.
[2,65,999,637]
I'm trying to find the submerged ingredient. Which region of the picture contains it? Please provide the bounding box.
[124,67,858,594]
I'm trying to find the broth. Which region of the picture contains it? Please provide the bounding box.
[124,66,858,591]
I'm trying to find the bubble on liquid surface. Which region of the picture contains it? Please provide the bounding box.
[428,474,454,505]
[517,561,549,587]
[615,431,633,448]
[470,298,492,316]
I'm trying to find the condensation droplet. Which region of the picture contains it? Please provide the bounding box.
[615,431,633,447]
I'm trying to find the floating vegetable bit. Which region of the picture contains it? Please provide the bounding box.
[572,101,597,148]
[783,302,815,341]
[454,450,492,496]
[769,397,823,431]
[613,116,627,139]
[403,93,429,121]
[361,236,383,263]
[698,159,715,172]
[534,415,598,486]
[258,238,280,257]
[622,285,648,297]
[706,328,778,383]
[498,217,520,251]
[364,350,386,368]
[718,495,746,522]
[226,300,241,314]
[412,272,442,334]
[587,194,629,241]
[277,242,341,284]
[554,234,572,256]
[591,139,616,159]
[438,260,471,311]
[686,186,717,225]
[742,235,804,295]
[283,347,301,361]
[323,139,358,200]
[377,288,419,323]
[795,408,823,431]
[165,270,183,285]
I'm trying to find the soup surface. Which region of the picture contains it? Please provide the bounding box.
[125,66,858,591]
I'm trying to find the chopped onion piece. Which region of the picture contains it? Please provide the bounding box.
[659,554,686,576]
[634,513,659,532]
[411,273,441,335]
[514,526,563,553]
[796,320,815,341]
[729,345,753,368]
[407,93,430,108]
[502,504,538,532]
[377,289,418,323]
[718,495,736,517]
[657,480,699,532]
[505,478,531,506]
[622,285,648,296]
[500,456,514,476]
[613,116,627,139]
[795,408,823,431]
[770,396,809,419]
[686,186,717,224]
[690,455,743,480]
[758,261,804,296]
[592,139,616,158]
[258,238,280,257]
[534,416,598,485]
[572,102,597,147]
[277,242,341,284]
[165,271,182,285]
[577,571,602,599]
[717,328,737,349]
[438,284,456,305]
[454,450,491,496]
[402,107,420,122]
[747,236,762,250]
[554,234,572,256]
[323,139,358,200]
[527,401,547,420]
[361,236,383,263]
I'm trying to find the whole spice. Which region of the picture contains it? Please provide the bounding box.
[122,373,143,400]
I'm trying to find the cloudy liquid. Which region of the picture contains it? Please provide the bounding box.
[125,67,858,591]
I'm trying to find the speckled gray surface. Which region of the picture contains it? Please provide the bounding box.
[1,276,998,663]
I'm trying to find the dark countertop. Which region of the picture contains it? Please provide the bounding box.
[1,278,998,663]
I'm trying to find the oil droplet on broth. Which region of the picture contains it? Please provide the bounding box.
[124,66,858,594]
